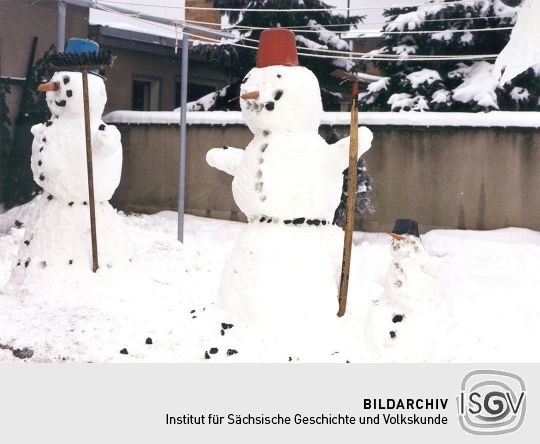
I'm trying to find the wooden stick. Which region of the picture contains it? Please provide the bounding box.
[81,69,99,272]
[337,80,359,317]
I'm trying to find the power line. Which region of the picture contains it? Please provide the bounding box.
[95,3,502,62]
[98,0,484,13]
[182,16,516,33]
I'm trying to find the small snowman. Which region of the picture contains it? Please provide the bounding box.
[206,29,373,348]
[5,68,130,292]
[365,219,440,360]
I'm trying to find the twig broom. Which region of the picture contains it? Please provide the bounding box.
[331,69,360,317]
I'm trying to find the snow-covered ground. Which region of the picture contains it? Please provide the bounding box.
[1,208,539,363]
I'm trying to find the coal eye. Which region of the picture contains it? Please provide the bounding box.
[277,74,281,78]
[241,77,249,84]
[274,90,283,101]
[63,76,70,85]
[66,90,73,97]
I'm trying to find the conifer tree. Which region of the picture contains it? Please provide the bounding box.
[359,0,539,112]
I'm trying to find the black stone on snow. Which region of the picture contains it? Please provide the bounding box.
[392,314,404,323]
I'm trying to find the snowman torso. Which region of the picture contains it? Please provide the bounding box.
[31,118,122,203]
[233,132,343,221]
[30,71,122,203]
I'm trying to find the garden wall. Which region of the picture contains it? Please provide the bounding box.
[105,111,540,232]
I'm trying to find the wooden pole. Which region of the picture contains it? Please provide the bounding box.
[81,69,99,272]
[337,80,359,317]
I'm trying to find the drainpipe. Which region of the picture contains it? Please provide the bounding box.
[57,0,66,52]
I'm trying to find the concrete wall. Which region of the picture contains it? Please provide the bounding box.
[111,123,540,233]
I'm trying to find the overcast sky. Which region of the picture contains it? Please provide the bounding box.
[90,0,428,35]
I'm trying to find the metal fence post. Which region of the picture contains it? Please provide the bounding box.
[178,31,189,242]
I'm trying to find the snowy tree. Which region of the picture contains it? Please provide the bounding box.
[3,46,56,208]
[189,0,365,111]
[359,0,540,112]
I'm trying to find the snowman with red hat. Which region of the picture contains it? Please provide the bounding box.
[206,29,373,351]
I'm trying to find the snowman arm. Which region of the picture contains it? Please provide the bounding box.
[206,146,244,177]
[329,126,374,171]
[93,124,122,157]
[31,123,44,136]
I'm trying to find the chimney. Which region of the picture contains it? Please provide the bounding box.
[185,0,221,39]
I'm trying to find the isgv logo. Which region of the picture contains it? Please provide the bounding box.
[457,370,526,435]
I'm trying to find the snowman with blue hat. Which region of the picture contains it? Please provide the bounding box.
[5,39,130,293]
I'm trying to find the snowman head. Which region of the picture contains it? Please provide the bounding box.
[240,65,322,134]
[239,28,322,135]
[38,71,107,120]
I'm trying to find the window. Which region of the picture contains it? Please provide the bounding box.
[132,76,161,111]
[175,81,216,108]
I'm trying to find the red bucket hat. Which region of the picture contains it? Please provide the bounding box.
[256,28,299,68]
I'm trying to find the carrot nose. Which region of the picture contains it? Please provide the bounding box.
[240,91,260,100]
[37,81,60,92]
[388,233,405,241]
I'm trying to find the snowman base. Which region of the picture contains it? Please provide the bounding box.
[217,222,344,350]
[5,195,134,295]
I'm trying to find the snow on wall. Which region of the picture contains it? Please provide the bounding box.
[103,110,540,128]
